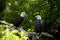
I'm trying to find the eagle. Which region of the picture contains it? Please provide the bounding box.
[12,12,25,28]
[35,15,44,39]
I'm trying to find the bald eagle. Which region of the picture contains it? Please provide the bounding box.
[35,15,44,39]
[12,12,25,27]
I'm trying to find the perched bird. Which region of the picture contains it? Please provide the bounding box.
[11,12,29,37]
[35,15,44,39]
[12,12,25,28]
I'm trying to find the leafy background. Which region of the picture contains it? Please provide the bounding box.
[0,0,60,40]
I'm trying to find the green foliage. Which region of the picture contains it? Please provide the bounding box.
[1,0,60,40]
[0,22,29,40]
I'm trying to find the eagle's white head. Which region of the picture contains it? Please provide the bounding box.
[35,15,41,19]
[20,12,26,17]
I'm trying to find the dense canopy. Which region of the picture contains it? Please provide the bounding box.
[0,0,60,40]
